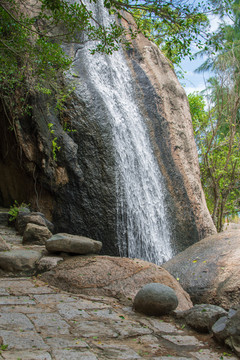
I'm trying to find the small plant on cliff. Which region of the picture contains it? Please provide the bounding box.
[8,201,30,223]
[48,123,61,161]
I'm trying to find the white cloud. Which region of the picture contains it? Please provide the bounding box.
[184,83,206,95]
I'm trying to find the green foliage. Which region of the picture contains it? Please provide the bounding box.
[8,201,30,222]
[131,2,209,67]
[48,123,61,160]
[189,90,240,231]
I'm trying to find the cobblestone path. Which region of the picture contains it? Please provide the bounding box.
[0,277,238,360]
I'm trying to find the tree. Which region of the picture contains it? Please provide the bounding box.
[0,0,231,122]
[189,0,240,230]
[189,87,240,231]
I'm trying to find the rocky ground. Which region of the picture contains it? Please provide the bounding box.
[0,277,238,360]
[0,209,238,359]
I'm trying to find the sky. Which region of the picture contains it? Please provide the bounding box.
[180,14,221,95]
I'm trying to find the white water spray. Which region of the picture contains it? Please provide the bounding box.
[78,1,173,264]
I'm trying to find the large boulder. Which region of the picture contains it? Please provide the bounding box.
[45,233,102,254]
[163,230,240,309]
[133,283,178,315]
[41,255,192,310]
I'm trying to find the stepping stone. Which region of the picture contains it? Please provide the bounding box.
[23,223,52,245]
[46,233,102,254]
[0,330,49,350]
[0,250,42,274]
[37,256,63,272]
[0,313,34,331]
[52,350,98,360]
[0,209,9,226]
[1,350,52,360]
[0,236,10,251]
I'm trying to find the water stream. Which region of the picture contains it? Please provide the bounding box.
[79,1,173,264]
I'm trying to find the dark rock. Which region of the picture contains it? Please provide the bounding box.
[45,233,102,254]
[163,230,240,309]
[16,212,54,235]
[133,283,178,316]
[177,304,227,333]
[23,223,52,245]
[0,211,9,226]
[0,7,215,259]
[212,309,240,356]
[41,255,192,310]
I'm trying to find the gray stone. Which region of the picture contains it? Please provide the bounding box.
[73,321,119,338]
[95,343,141,359]
[0,249,42,274]
[46,233,102,254]
[28,313,70,335]
[0,296,35,305]
[52,350,98,360]
[0,279,52,295]
[37,256,63,272]
[190,349,238,360]
[0,236,10,251]
[113,320,151,337]
[33,293,76,304]
[57,302,91,320]
[0,313,34,331]
[140,318,179,333]
[153,358,191,360]
[45,336,88,349]
[0,330,49,350]
[161,334,203,346]
[177,304,227,333]
[16,213,47,235]
[23,223,52,245]
[1,351,52,360]
[212,309,240,356]
[133,283,178,316]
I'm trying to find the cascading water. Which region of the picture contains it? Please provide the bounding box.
[76,1,173,264]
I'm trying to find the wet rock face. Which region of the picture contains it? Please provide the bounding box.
[121,14,216,252]
[0,7,215,257]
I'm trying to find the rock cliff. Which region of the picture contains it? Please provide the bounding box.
[0,4,215,259]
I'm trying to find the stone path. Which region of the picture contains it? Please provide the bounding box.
[0,277,238,360]
[0,209,238,359]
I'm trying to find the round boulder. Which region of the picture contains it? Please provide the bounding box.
[133,283,178,316]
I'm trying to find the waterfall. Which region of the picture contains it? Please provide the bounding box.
[75,1,173,264]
